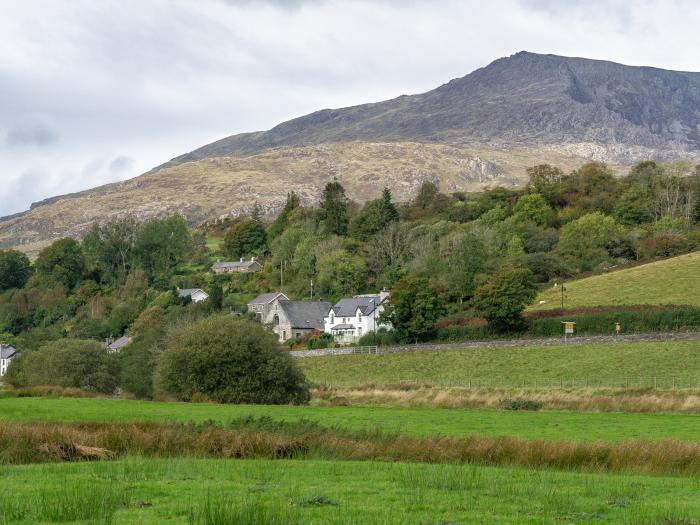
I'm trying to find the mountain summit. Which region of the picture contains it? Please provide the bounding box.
[4,52,700,253]
[168,51,700,166]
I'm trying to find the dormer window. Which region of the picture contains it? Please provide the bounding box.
[357,311,362,321]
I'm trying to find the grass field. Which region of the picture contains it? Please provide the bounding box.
[531,250,700,310]
[3,397,700,442]
[3,458,699,524]
[299,340,700,388]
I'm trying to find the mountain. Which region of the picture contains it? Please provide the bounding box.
[4,51,700,254]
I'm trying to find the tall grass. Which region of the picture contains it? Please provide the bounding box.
[3,419,700,476]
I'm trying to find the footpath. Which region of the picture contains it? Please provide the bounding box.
[291,331,700,358]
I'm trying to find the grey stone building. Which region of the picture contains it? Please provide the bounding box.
[264,297,331,342]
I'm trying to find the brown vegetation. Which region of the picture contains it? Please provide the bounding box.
[312,385,700,414]
[2,419,700,476]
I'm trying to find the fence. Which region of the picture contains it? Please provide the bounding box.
[292,345,378,358]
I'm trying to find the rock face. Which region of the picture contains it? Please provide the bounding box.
[167,51,700,166]
[4,51,700,253]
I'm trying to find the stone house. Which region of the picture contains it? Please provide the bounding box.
[264,297,331,342]
[177,288,210,303]
[105,336,132,353]
[247,292,288,320]
[323,291,391,344]
[212,258,263,274]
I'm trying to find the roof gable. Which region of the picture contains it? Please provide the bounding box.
[278,300,332,329]
[249,292,288,305]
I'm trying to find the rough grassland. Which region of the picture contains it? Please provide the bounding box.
[531,251,700,310]
[2,458,698,524]
[2,397,700,443]
[298,340,700,388]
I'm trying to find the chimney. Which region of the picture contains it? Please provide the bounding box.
[240,257,244,263]
[379,288,390,301]
[251,256,256,262]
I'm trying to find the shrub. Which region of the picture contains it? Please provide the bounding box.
[5,339,119,394]
[499,398,543,411]
[472,265,538,333]
[155,315,310,404]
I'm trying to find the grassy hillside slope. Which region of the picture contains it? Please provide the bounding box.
[531,251,700,310]
[299,341,700,388]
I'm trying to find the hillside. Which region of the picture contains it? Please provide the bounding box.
[5,51,700,253]
[531,251,700,310]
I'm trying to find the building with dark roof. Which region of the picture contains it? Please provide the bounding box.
[324,291,392,343]
[248,292,289,320]
[212,258,263,274]
[264,298,332,342]
[0,344,17,377]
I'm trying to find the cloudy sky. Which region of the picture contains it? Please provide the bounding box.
[2,0,700,216]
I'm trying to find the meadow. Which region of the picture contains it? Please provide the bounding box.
[531,250,700,310]
[2,457,699,525]
[298,340,700,388]
[3,397,700,443]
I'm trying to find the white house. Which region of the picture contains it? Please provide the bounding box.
[105,336,132,353]
[323,291,391,344]
[177,288,210,303]
[0,344,17,377]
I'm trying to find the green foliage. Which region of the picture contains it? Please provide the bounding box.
[513,193,555,226]
[156,315,310,404]
[319,181,349,236]
[119,307,167,399]
[5,339,119,393]
[0,250,32,291]
[135,215,191,283]
[472,265,538,332]
[82,218,140,282]
[223,218,267,258]
[557,212,626,270]
[525,164,564,204]
[316,249,367,301]
[268,192,300,239]
[35,238,86,289]
[208,280,224,310]
[348,188,399,241]
[381,276,445,343]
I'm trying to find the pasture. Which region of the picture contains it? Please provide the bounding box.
[1,458,699,524]
[2,397,700,442]
[298,340,700,388]
[531,250,700,310]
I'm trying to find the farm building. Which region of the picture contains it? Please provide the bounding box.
[212,258,263,274]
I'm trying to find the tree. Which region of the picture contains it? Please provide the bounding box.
[472,265,538,332]
[268,192,300,239]
[35,238,86,289]
[348,188,400,241]
[208,280,224,310]
[441,232,487,302]
[319,181,348,235]
[82,218,140,282]
[316,249,367,300]
[513,193,555,226]
[119,306,167,399]
[5,339,120,393]
[413,181,439,209]
[0,250,32,291]
[557,212,626,270]
[135,215,191,281]
[155,316,310,404]
[380,276,445,343]
[223,218,267,258]
[526,164,564,204]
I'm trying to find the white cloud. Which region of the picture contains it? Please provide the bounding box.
[1,0,700,215]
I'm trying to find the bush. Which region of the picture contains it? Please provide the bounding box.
[357,329,397,347]
[155,316,310,404]
[499,398,543,411]
[5,339,120,394]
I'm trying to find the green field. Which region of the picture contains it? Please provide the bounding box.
[299,340,700,388]
[2,458,699,525]
[532,251,700,310]
[3,397,700,443]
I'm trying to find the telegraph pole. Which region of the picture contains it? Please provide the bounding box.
[310,279,314,300]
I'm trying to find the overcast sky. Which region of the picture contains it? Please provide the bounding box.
[3,0,700,216]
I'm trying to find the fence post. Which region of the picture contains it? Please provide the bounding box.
[654,377,657,389]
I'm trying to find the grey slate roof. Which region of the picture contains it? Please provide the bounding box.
[249,292,288,305]
[212,259,261,270]
[0,345,17,360]
[178,288,207,298]
[330,295,382,317]
[278,300,332,330]
[108,336,132,350]
[330,324,354,330]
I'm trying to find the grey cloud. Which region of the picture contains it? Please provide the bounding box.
[6,121,57,148]
[109,155,135,174]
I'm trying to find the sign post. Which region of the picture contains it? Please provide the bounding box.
[615,322,621,337]
[562,321,576,342]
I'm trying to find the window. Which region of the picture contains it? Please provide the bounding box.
[295,332,301,338]
[330,314,334,324]
[358,311,362,322]
[358,327,363,336]
[273,314,279,326]
[283,331,287,340]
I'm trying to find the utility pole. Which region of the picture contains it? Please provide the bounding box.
[310,279,314,300]
[280,261,284,292]
[561,284,566,310]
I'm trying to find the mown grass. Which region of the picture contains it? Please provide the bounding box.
[1,457,699,524]
[2,396,700,442]
[299,340,700,388]
[531,250,700,310]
